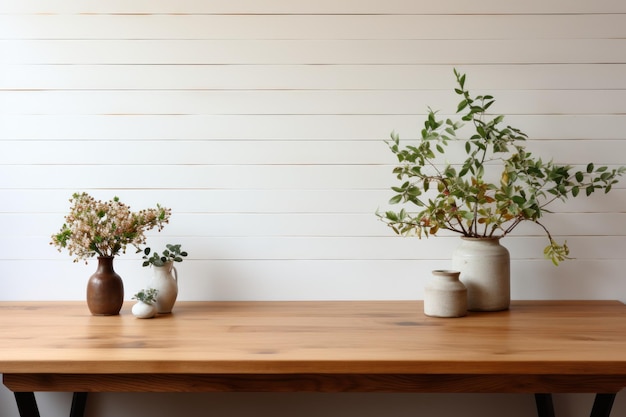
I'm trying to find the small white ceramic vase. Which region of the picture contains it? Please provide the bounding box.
[452,237,510,312]
[149,261,179,314]
[423,270,467,318]
[131,301,157,319]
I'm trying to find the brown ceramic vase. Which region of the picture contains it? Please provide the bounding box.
[86,256,124,316]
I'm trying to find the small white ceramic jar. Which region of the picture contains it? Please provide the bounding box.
[423,270,468,318]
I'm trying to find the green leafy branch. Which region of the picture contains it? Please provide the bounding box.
[142,244,188,267]
[377,69,625,265]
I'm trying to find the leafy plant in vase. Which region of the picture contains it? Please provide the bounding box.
[377,69,625,311]
[132,288,159,319]
[51,192,171,315]
[142,244,188,314]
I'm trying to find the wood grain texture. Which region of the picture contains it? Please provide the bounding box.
[5,374,626,394]
[2,301,626,393]
[1,301,626,387]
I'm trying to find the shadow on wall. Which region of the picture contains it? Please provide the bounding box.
[177,263,274,301]
[511,259,623,301]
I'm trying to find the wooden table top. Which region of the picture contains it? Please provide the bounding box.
[1,300,626,377]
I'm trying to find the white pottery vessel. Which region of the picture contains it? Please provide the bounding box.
[131,301,157,319]
[423,270,467,318]
[149,261,178,314]
[452,237,510,311]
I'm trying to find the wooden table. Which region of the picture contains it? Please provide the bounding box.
[1,300,626,417]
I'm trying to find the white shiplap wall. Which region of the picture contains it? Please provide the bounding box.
[1,1,625,417]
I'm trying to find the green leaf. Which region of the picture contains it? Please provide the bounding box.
[587,163,594,173]
[385,211,398,221]
[575,171,584,182]
[389,195,402,204]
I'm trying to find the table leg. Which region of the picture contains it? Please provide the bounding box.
[14,392,87,417]
[535,393,617,417]
[535,393,555,417]
[14,392,40,417]
[70,393,88,417]
[590,394,616,417]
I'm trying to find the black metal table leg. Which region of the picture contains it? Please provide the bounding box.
[14,392,87,417]
[536,393,617,417]
[535,393,556,417]
[590,394,616,417]
[70,393,88,417]
[14,392,40,417]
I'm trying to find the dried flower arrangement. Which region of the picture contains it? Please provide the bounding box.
[51,192,171,263]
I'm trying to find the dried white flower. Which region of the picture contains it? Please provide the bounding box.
[51,192,171,263]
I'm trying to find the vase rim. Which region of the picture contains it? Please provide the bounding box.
[460,236,502,241]
[432,269,461,276]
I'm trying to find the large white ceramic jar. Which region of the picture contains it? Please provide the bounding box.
[452,237,510,311]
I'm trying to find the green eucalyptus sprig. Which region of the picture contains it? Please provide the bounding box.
[142,244,188,267]
[132,288,158,304]
[377,69,625,265]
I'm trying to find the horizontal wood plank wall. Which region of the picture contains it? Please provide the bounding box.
[2,3,626,417]
[1,0,625,306]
